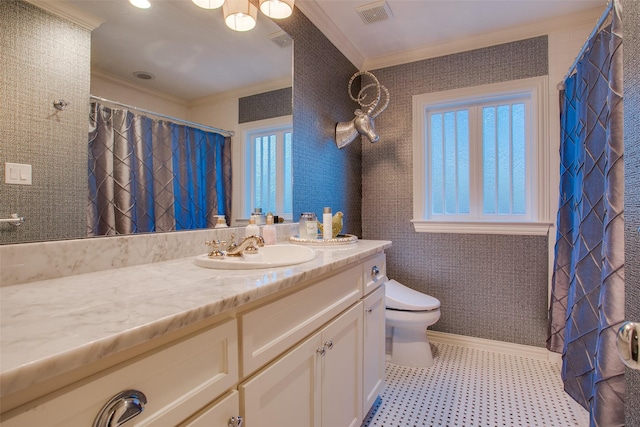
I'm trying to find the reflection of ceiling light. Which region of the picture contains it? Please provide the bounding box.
[259,0,294,19]
[191,0,225,9]
[223,0,258,32]
[189,0,294,31]
[129,0,151,9]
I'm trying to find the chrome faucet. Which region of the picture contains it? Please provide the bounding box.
[226,235,265,257]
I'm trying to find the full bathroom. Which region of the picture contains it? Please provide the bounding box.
[1,0,639,426]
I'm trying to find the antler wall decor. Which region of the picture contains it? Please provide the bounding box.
[335,70,390,149]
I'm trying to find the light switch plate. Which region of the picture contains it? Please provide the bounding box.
[4,162,32,185]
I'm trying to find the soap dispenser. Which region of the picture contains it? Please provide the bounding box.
[263,212,277,245]
[245,216,259,237]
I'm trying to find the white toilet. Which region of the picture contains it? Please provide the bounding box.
[385,279,441,367]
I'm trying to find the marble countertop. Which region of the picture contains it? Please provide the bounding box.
[0,240,391,400]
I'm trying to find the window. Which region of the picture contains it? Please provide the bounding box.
[239,117,293,220]
[412,77,551,235]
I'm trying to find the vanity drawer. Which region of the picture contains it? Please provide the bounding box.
[363,253,387,295]
[241,264,362,377]
[1,318,238,427]
[179,390,240,427]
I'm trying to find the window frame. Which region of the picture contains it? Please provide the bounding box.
[238,115,293,221]
[411,77,551,235]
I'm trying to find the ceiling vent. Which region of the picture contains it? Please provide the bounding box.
[356,0,393,25]
[269,30,293,49]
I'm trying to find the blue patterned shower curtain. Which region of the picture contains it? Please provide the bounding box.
[87,102,232,236]
[547,2,624,426]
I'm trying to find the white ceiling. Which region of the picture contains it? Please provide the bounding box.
[297,0,605,69]
[49,0,605,101]
[62,0,294,100]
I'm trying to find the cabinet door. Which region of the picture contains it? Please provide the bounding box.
[321,303,363,427]
[240,333,322,427]
[362,285,386,416]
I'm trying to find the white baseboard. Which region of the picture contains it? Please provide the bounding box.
[427,330,557,362]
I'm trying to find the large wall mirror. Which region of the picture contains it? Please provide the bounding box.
[1,0,293,244]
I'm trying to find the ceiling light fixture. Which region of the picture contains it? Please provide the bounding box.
[190,0,294,31]
[223,0,258,31]
[129,0,151,9]
[259,0,294,19]
[192,0,225,9]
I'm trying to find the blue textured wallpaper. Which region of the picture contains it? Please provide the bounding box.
[238,87,292,124]
[361,37,551,347]
[278,9,362,237]
[622,0,640,423]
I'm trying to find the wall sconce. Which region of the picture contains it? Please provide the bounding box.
[223,0,258,32]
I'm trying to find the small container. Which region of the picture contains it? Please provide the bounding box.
[214,215,228,228]
[251,208,265,225]
[263,212,277,245]
[299,212,317,239]
[245,216,259,237]
[322,207,332,240]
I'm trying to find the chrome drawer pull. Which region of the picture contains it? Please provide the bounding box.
[371,266,379,278]
[324,340,334,350]
[228,415,243,427]
[317,347,326,356]
[93,390,147,427]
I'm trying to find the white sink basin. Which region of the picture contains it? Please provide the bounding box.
[194,244,316,270]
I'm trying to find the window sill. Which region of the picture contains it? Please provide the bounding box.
[410,220,552,236]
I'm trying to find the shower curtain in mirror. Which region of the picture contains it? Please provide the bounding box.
[547,2,624,426]
[87,102,232,236]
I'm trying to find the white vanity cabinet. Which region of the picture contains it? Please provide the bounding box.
[0,248,389,427]
[240,303,363,427]
[239,253,386,427]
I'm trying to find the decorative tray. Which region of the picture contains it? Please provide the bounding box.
[289,234,358,245]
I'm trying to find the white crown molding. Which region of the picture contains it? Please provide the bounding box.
[364,6,603,70]
[91,69,189,107]
[24,0,103,31]
[298,2,602,72]
[295,1,365,69]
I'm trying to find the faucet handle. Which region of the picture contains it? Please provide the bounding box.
[204,240,225,258]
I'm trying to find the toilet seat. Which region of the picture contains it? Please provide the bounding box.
[386,279,440,311]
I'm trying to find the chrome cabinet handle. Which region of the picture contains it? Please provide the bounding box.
[617,321,640,370]
[324,340,333,350]
[371,266,379,279]
[317,347,326,356]
[228,416,243,427]
[93,390,147,427]
[366,308,373,313]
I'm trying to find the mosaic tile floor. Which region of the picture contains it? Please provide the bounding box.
[362,342,589,427]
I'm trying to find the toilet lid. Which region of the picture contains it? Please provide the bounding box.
[385,279,440,311]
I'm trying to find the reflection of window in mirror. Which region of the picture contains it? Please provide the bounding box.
[238,116,293,223]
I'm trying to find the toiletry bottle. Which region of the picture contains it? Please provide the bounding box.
[299,212,317,239]
[252,208,265,225]
[245,216,259,237]
[214,215,228,228]
[322,207,332,240]
[263,212,277,245]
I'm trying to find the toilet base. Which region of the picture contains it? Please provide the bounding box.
[388,326,434,368]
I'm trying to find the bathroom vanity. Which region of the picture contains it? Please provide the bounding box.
[0,237,390,427]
